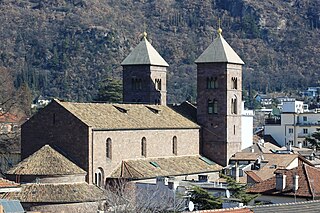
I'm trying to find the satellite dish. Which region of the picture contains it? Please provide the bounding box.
[188,201,194,212]
[226,189,230,198]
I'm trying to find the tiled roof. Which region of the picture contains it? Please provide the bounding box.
[231,153,299,181]
[56,99,200,130]
[3,183,105,203]
[109,155,222,179]
[195,33,244,65]
[188,207,253,213]
[247,163,320,198]
[169,101,197,122]
[121,36,169,67]
[245,171,263,183]
[0,178,19,188]
[6,145,86,176]
[250,200,320,213]
[0,113,20,123]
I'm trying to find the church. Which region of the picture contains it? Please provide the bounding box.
[20,28,248,187]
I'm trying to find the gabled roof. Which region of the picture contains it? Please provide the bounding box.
[109,155,222,179]
[121,36,169,67]
[247,163,320,198]
[3,183,105,203]
[6,145,86,176]
[55,99,200,130]
[195,33,244,65]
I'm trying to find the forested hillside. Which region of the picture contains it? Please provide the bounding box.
[0,0,319,104]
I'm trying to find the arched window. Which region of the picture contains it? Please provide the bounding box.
[208,99,214,114]
[155,79,162,90]
[231,77,237,89]
[231,96,237,114]
[208,99,218,114]
[94,168,104,187]
[173,136,177,155]
[106,138,112,159]
[141,137,147,157]
[207,77,218,89]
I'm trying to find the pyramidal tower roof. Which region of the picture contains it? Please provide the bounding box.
[121,33,169,67]
[195,29,244,65]
[6,145,86,176]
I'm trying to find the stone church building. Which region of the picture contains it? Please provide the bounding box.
[21,29,246,186]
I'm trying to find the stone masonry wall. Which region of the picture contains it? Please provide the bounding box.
[92,128,200,183]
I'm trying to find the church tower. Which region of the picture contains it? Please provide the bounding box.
[195,28,244,166]
[121,32,169,105]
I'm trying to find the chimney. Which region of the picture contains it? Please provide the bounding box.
[293,175,299,191]
[276,173,286,191]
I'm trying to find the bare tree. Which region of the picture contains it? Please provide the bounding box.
[103,179,186,213]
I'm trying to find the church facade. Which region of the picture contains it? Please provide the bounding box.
[21,29,245,186]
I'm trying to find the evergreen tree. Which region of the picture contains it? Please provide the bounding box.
[95,78,122,103]
[305,130,320,150]
[190,186,222,210]
[221,174,258,205]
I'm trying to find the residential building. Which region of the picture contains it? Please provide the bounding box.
[247,162,320,204]
[264,100,320,147]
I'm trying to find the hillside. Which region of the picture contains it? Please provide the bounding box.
[0,0,319,104]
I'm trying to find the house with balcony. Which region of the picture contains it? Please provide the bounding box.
[264,100,320,148]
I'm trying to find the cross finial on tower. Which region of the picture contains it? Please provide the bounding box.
[217,18,222,36]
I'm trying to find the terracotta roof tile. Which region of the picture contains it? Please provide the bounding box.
[245,171,263,183]
[247,163,320,198]
[0,178,19,188]
[189,207,252,212]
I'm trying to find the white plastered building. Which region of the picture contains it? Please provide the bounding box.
[264,100,320,147]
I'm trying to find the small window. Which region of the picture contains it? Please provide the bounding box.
[303,129,308,134]
[303,116,307,122]
[141,137,147,157]
[106,138,112,159]
[234,125,236,135]
[208,100,214,114]
[289,140,294,145]
[155,79,162,90]
[173,136,177,155]
[231,96,237,114]
[207,77,218,89]
[231,77,237,89]
[289,128,293,134]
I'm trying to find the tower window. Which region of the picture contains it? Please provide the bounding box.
[231,96,237,114]
[141,137,147,157]
[155,79,162,90]
[173,136,177,155]
[106,138,112,159]
[132,78,143,90]
[231,77,237,89]
[207,77,218,89]
[208,99,218,114]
